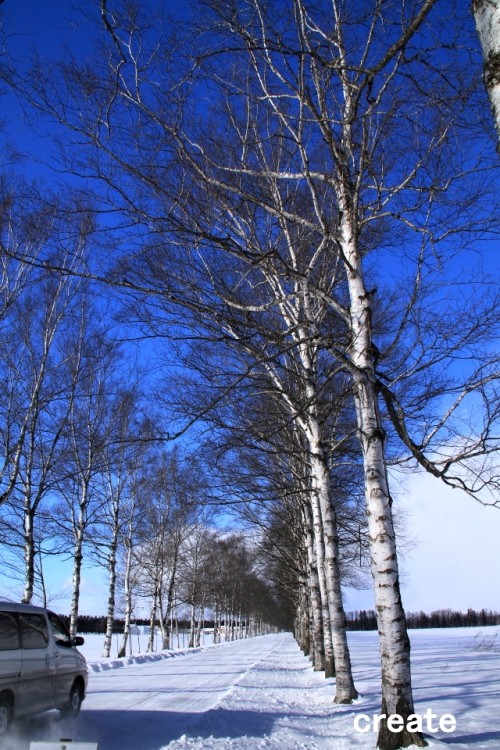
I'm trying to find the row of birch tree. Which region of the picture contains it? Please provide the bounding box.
[0,211,281,651]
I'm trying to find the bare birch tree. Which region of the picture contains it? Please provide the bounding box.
[88,388,143,658]
[48,313,123,638]
[0,243,86,603]
[116,488,142,658]
[131,449,206,651]
[0,181,82,509]
[11,275,81,604]
[178,524,214,648]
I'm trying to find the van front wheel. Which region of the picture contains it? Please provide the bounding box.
[60,682,83,720]
[0,698,12,735]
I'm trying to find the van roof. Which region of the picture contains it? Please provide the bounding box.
[0,601,47,614]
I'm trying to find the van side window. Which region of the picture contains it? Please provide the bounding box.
[48,611,72,647]
[0,612,20,650]
[19,613,49,649]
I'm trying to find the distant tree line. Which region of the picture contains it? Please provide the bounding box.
[62,614,279,637]
[67,607,500,635]
[346,609,500,631]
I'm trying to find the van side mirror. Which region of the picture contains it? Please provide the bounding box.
[72,636,85,647]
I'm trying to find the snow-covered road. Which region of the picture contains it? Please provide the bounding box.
[83,634,289,749]
[88,634,282,715]
[4,634,297,750]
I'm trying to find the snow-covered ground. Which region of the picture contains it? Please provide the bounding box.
[3,626,499,750]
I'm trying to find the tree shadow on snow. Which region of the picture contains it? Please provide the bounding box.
[188,706,278,740]
[1,706,280,750]
[1,709,199,750]
[438,730,500,745]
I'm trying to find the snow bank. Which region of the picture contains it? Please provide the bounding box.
[87,647,206,673]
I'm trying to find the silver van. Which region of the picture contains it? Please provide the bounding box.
[0,602,88,735]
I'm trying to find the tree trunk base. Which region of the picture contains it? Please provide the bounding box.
[377,727,427,750]
[334,684,358,704]
[377,697,428,749]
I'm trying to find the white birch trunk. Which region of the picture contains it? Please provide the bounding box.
[295,585,310,655]
[147,589,158,653]
[307,491,338,673]
[174,602,180,648]
[69,524,84,641]
[69,491,87,640]
[188,596,196,648]
[223,599,229,642]
[339,205,426,747]
[286,308,356,698]
[102,523,119,658]
[213,604,220,644]
[230,602,236,641]
[161,546,179,650]
[158,589,167,648]
[161,571,175,650]
[303,503,326,672]
[21,451,51,606]
[473,0,500,149]
[195,604,205,647]
[118,536,134,658]
[306,587,314,659]
[22,504,35,604]
[309,448,358,701]
[248,614,255,638]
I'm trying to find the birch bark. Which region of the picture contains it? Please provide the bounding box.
[161,563,178,650]
[21,505,36,604]
[473,0,500,149]
[309,446,357,700]
[147,587,158,652]
[195,603,205,647]
[102,516,119,658]
[69,502,86,640]
[303,502,326,671]
[188,597,196,648]
[213,604,221,644]
[117,534,134,658]
[295,584,310,655]
[294,326,356,697]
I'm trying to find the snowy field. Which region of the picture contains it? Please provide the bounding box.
[2,626,499,750]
